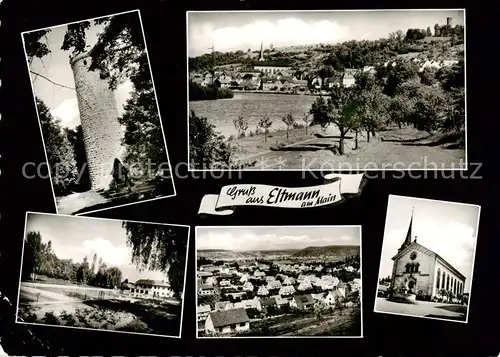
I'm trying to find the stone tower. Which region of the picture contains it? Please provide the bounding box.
[447,17,453,27]
[259,41,265,61]
[70,51,124,191]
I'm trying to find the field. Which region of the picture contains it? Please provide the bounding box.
[231,123,464,170]
[18,281,182,336]
[202,307,361,337]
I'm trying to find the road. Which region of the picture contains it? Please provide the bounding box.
[237,139,464,170]
[375,297,467,321]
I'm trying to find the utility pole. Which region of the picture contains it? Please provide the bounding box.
[209,45,215,86]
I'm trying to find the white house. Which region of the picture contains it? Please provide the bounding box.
[197,304,211,321]
[204,308,250,335]
[279,285,296,296]
[243,281,254,292]
[257,286,269,296]
[297,281,313,292]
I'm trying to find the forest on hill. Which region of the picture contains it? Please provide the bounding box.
[188,23,464,74]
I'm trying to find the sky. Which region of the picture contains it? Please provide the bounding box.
[187,10,465,57]
[24,213,167,283]
[196,226,360,251]
[378,195,480,293]
[23,16,134,129]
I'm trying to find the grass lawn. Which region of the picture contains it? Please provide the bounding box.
[232,123,464,170]
[235,306,361,336]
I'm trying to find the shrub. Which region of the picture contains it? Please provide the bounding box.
[43,312,60,325]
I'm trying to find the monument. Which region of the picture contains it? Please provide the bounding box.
[70,49,124,191]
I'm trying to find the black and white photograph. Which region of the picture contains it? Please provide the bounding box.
[196,226,362,338]
[15,212,189,338]
[374,195,480,323]
[22,10,175,215]
[188,10,466,171]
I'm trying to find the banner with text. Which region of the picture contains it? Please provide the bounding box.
[198,173,365,216]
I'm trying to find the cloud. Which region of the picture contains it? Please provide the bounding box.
[80,237,132,267]
[189,18,350,55]
[197,228,359,252]
[51,98,80,129]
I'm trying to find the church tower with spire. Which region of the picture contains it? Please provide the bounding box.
[398,207,415,253]
[258,41,265,61]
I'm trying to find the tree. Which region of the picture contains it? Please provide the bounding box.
[257,116,273,143]
[412,86,449,134]
[309,87,360,155]
[76,256,90,285]
[318,65,335,79]
[426,27,432,37]
[356,86,390,142]
[233,116,249,138]
[282,112,296,142]
[23,29,51,64]
[122,221,188,298]
[302,113,312,136]
[389,94,415,129]
[442,88,465,135]
[189,110,236,169]
[384,61,419,97]
[22,231,44,280]
[65,125,91,191]
[434,24,441,37]
[36,98,78,196]
[419,67,437,86]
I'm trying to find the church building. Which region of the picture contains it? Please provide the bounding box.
[390,209,466,300]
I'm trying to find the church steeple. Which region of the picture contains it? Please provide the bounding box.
[259,41,264,61]
[399,207,414,252]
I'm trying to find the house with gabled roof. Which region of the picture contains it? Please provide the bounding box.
[197,304,211,321]
[290,294,315,310]
[279,285,296,296]
[243,281,254,292]
[260,296,277,309]
[204,308,250,335]
[215,301,234,311]
[257,285,269,296]
[198,284,216,296]
[297,280,313,292]
[325,289,343,305]
[233,297,262,311]
[267,280,282,290]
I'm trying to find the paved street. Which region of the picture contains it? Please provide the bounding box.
[375,297,467,321]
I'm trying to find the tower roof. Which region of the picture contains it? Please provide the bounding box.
[398,207,414,252]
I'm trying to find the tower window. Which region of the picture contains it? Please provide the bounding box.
[83,60,87,66]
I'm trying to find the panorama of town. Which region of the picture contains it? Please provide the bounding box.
[196,247,361,337]
[188,12,465,170]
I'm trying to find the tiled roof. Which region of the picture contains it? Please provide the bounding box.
[198,304,211,313]
[209,308,249,328]
[260,297,276,306]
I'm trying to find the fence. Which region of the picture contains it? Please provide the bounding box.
[23,282,123,301]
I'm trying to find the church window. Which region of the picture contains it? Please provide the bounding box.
[436,269,441,288]
[446,275,450,290]
[405,263,411,273]
[441,272,445,289]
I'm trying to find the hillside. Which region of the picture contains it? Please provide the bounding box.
[292,245,360,259]
[198,246,359,261]
[189,24,464,75]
